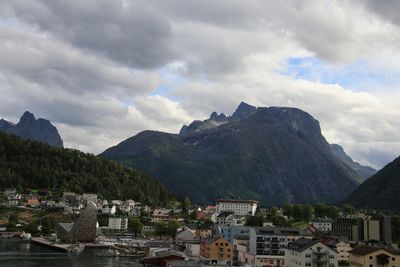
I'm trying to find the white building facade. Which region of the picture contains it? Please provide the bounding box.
[216,199,258,216]
[285,239,338,267]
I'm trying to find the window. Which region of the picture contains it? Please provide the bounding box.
[370,256,373,260]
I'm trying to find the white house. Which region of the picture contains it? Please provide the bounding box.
[311,219,333,232]
[285,238,338,267]
[216,199,258,216]
[108,217,128,231]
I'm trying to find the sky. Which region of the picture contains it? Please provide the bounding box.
[0,0,400,169]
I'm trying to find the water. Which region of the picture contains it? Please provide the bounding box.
[0,239,143,267]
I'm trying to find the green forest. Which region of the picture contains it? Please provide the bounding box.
[0,133,171,204]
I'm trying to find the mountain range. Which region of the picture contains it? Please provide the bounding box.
[0,111,63,148]
[101,102,365,205]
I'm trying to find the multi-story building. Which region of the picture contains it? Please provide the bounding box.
[216,199,258,216]
[349,246,400,267]
[82,193,97,204]
[108,217,128,231]
[218,225,251,243]
[248,227,313,267]
[332,218,364,242]
[200,237,233,265]
[285,238,338,267]
[332,215,392,243]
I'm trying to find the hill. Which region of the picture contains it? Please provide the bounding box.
[0,132,170,204]
[0,111,63,148]
[101,102,361,205]
[344,156,400,211]
[330,144,376,181]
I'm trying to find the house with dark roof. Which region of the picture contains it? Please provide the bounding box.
[285,238,338,267]
[349,246,400,267]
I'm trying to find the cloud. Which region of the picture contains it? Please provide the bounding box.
[0,0,400,168]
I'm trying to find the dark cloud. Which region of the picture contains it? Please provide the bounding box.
[2,0,174,69]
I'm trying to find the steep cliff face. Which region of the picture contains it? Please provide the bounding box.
[0,111,63,148]
[330,144,376,181]
[344,156,400,211]
[101,103,361,205]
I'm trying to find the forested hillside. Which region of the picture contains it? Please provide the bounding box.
[0,132,171,204]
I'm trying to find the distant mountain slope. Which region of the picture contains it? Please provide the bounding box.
[330,144,376,181]
[344,156,400,211]
[101,102,361,205]
[0,132,170,204]
[0,111,63,148]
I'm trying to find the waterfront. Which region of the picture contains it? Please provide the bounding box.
[0,239,143,267]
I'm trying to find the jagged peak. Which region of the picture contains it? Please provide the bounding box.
[19,111,36,124]
[231,102,257,119]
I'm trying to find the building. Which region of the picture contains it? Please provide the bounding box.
[216,199,258,216]
[285,238,338,267]
[218,225,251,243]
[311,219,333,232]
[108,217,128,231]
[248,227,313,267]
[56,201,97,243]
[216,211,238,226]
[184,240,201,257]
[320,236,352,264]
[332,218,364,242]
[82,193,97,204]
[332,215,392,243]
[349,246,400,267]
[166,260,202,267]
[200,237,233,265]
[143,250,186,267]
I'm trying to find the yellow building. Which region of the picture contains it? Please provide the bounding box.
[349,246,400,267]
[200,237,233,265]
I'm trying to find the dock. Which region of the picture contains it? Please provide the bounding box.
[31,237,84,253]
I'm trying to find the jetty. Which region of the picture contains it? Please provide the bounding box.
[31,237,84,254]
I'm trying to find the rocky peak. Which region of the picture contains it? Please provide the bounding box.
[19,111,36,124]
[231,102,257,119]
[0,111,63,148]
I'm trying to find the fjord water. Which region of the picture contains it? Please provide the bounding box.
[0,239,141,267]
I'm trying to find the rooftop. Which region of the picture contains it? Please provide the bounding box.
[216,199,258,204]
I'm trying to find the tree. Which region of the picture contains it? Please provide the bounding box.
[155,221,167,239]
[301,205,313,222]
[326,206,340,219]
[245,215,264,226]
[128,218,143,238]
[282,203,293,218]
[270,215,290,227]
[340,204,355,215]
[181,197,191,215]
[292,205,303,221]
[313,204,327,219]
[167,220,180,239]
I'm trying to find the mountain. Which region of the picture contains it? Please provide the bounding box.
[344,156,400,212]
[101,102,361,205]
[0,111,63,148]
[0,132,170,204]
[330,144,376,181]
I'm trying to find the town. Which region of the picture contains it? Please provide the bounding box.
[1,188,399,267]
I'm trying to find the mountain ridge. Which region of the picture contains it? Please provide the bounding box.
[101,103,361,205]
[330,144,376,181]
[0,111,63,148]
[344,155,400,211]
